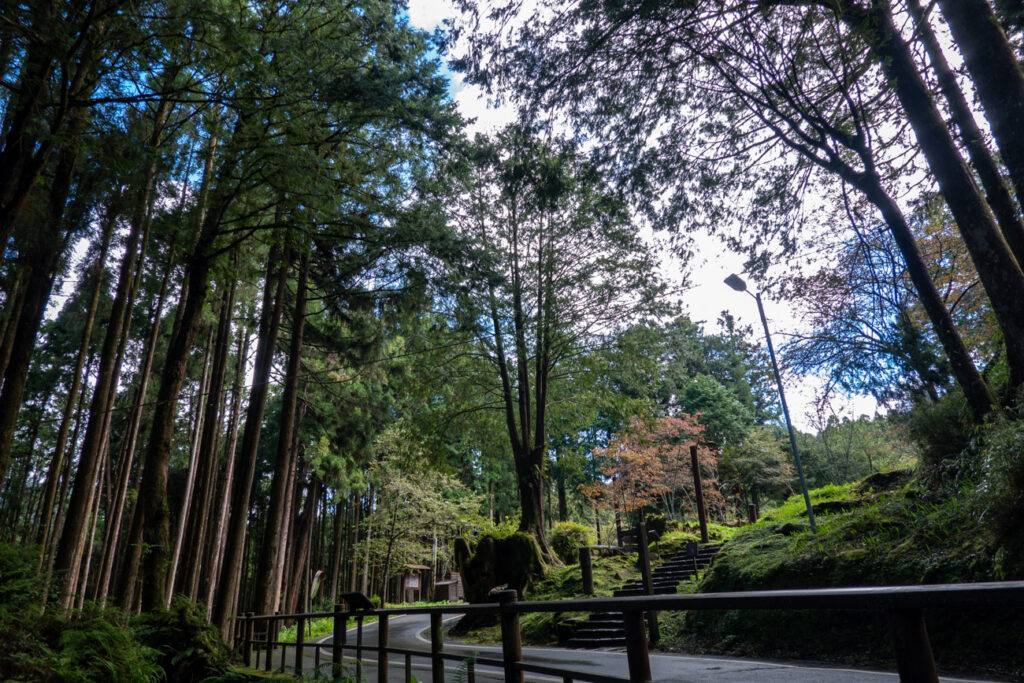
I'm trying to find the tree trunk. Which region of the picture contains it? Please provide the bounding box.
[361,487,375,595]
[841,0,1024,390]
[284,476,322,615]
[938,0,1024,216]
[328,496,345,603]
[557,472,568,523]
[35,213,113,554]
[0,102,86,490]
[202,323,250,613]
[253,247,309,616]
[348,494,362,593]
[100,252,173,607]
[178,273,237,600]
[212,243,289,637]
[166,331,214,602]
[54,98,170,607]
[909,0,1024,266]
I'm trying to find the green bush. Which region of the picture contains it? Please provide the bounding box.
[645,513,669,538]
[975,416,1024,575]
[0,543,161,681]
[902,391,972,477]
[54,605,163,682]
[135,596,232,681]
[550,521,592,564]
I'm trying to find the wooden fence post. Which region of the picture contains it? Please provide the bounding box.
[274,612,283,673]
[889,608,938,683]
[497,589,523,683]
[332,603,345,678]
[690,445,709,543]
[637,522,659,645]
[243,613,253,667]
[377,613,389,683]
[264,615,275,672]
[623,609,651,683]
[580,547,594,595]
[430,611,445,681]
[356,615,364,680]
[295,615,305,675]
[747,503,757,524]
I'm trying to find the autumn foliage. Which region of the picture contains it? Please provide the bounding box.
[583,415,724,520]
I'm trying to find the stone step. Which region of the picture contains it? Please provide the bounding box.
[589,612,623,622]
[571,543,725,648]
[566,637,626,648]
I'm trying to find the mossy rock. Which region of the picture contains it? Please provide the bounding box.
[854,469,912,495]
[809,498,872,515]
[457,532,546,604]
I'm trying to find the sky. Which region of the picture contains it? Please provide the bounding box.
[406,0,882,432]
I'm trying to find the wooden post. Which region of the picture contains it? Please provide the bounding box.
[356,615,364,681]
[637,521,659,645]
[580,547,594,595]
[332,603,345,678]
[243,613,253,667]
[622,609,651,683]
[690,445,709,543]
[377,613,389,683]
[497,589,523,683]
[889,609,938,683]
[747,503,757,524]
[430,611,444,682]
[405,653,412,683]
[265,615,275,672]
[295,615,305,675]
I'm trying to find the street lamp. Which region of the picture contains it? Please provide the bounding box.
[725,273,817,532]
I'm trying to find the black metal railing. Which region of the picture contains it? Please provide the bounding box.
[235,580,1024,683]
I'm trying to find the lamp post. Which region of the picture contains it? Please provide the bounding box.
[724,273,817,532]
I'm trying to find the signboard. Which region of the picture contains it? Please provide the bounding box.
[404,575,420,590]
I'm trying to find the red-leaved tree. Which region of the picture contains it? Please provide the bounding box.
[584,415,724,522]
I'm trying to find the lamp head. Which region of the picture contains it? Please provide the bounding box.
[724,273,747,292]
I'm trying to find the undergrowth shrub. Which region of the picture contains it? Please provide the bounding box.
[0,544,162,682]
[549,521,592,564]
[975,416,1024,576]
[902,391,972,478]
[54,605,162,682]
[135,596,231,681]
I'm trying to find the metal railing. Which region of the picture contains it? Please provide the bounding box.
[234,580,1024,683]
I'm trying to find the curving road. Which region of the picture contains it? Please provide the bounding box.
[287,614,994,682]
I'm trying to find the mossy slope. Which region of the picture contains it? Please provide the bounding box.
[665,474,1024,680]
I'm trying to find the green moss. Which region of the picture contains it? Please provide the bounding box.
[664,474,1024,679]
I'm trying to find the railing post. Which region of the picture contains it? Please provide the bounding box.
[690,445,710,543]
[356,615,364,681]
[264,615,274,672]
[405,653,412,683]
[377,613,389,683]
[497,589,523,683]
[295,614,305,675]
[889,608,938,683]
[580,547,594,595]
[430,611,445,681]
[637,522,659,645]
[623,609,651,683]
[275,612,283,673]
[243,612,254,667]
[332,603,345,678]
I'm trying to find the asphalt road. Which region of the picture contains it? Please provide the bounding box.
[270,613,998,682]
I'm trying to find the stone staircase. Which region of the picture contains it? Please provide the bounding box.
[566,543,723,648]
